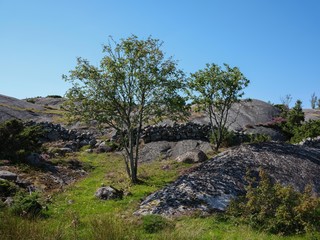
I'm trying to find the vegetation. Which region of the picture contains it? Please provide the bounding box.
[228,169,320,235]
[1,152,319,239]
[310,92,317,109]
[63,35,188,183]
[187,63,249,151]
[46,95,62,98]
[10,192,46,219]
[280,94,292,108]
[290,119,320,143]
[0,119,44,161]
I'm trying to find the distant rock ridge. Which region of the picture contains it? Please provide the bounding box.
[135,142,320,216]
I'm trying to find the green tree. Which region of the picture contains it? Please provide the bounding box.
[187,63,249,151]
[310,92,317,109]
[63,35,188,183]
[287,100,305,128]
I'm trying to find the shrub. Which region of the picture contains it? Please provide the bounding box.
[227,170,320,235]
[0,119,44,161]
[10,192,46,218]
[142,214,173,234]
[248,133,271,143]
[210,128,240,148]
[46,95,62,98]
[290,120,320,143]
[0,179,17,197]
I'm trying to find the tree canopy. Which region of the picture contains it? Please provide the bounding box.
[187,63,249,151]
[63,35,188,183]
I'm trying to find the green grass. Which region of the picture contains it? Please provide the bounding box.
[1,152,319,239]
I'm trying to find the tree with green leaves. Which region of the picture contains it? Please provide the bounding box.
[287,99,304,128]
[187,63,249,151]
[63,35,188,183]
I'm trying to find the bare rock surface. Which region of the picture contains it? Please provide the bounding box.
[175,149,208,163]
[0,94,51,123]
[304,109,320,121]
[139,140,212,162]
[0,170,17,181]
[190,99,281,131]
[136,142,320,216]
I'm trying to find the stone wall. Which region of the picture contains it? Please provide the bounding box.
[25,121,97,148]
[141,122,211,143]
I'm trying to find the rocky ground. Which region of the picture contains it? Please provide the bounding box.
[2,93,320,218]
[135,142,320,216]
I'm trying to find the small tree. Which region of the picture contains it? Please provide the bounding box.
[287,99,305,128]
[187,63,249,151]
[310,92,317,109]
[63,35,188,183]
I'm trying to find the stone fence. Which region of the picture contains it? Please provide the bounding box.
[141,122,211,143]
[25,121,97,148]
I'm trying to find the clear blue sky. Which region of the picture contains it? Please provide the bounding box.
[1,0,320,108]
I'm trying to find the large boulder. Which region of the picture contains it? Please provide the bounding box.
[135,142,320,216]
[0,170,17,181]
[95,186,123,200]
[139,140,212,162]
[175,149,208,163]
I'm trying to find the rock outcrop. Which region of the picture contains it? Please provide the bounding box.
[135,142,320,216]
[139,140,212,162]
[175,149,208,163]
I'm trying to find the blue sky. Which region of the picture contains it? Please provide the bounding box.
[1,0,319,108]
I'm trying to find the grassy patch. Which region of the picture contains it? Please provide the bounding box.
[1,151,319,239]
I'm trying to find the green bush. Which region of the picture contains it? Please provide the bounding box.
[10,192,45,218]
[142,214,173,234]
[290,120,320,143]
[210,128,240,148]
[227,170,320,235]
[0,179,17,198]
[46,95,62,98]
[0,120,44,161]
[248,133,271,143]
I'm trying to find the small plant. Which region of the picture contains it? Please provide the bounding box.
[227,169,320,235]
[248,133,271,143]
[0,179,17,197]
[210,128,240,149]
[10,192,46,218]
[0,119,44,161]
[142,214,173,233]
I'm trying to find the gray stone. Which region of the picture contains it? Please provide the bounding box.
[0,171,17,181]
[95,186,123,200]
[176,149,208,163]
[4,197,14,206]
[135,142,320,216]
[139,140,212,162]
[26,153,43,166]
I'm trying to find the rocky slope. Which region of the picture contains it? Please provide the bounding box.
[135,142,320,216]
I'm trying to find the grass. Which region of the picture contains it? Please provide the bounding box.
[1,151,319,239]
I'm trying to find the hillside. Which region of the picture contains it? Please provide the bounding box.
[0,94,65,123]
[1,94,320,238]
